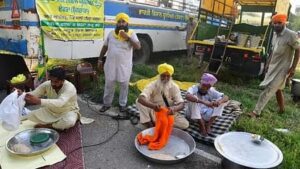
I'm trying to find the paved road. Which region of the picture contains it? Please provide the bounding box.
[0,90,223,169]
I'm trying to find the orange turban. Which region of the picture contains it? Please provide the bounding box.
[272,14,287,24]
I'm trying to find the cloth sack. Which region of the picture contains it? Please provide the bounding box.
[0,91,26,131]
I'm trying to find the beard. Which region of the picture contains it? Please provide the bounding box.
[156,78,173,96]
[115,25,129,35]
[198,86,208,95]
[198,89,208,95]
[274,25,284,33]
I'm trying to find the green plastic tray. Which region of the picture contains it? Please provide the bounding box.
[30,133,50,144]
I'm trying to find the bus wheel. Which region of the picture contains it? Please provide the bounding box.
[133,38,151,64]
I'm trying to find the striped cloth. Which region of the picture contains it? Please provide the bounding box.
[127,91,243,143]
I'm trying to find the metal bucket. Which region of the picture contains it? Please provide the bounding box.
[291,79,300,96]
[134,128,196,164]
[221,157,279,169]
[215,132,283,169]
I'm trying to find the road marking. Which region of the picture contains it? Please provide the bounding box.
[194,148,222,164]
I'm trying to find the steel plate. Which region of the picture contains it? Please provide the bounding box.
[6,128,59,156]
[135,128,195,164]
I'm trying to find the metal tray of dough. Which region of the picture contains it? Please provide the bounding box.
[6,128,59,156]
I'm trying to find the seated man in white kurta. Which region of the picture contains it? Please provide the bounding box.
[185,73,229,136]
[24,67,79,130]
[136,63,189,129]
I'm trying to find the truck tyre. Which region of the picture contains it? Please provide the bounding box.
[133,38,151,64]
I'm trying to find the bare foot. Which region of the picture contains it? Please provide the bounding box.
[34,124,53,129]
[198,119,207,136]
[199,127,208,136]
[206,123,211,133]
[247,112,259,119]
[142,122,154,128]
[278,109,285,114]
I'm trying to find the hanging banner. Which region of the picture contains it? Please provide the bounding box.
[36,0,104,40]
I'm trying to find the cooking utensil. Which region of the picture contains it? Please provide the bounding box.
[135,128,195,164]
[6,128,59,156]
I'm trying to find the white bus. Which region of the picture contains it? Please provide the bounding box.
[0,0,199,65]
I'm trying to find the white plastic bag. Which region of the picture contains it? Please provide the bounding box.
[0,91,26,131]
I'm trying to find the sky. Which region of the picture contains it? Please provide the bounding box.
[290,0,300,13]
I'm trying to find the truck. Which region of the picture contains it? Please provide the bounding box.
[190,0,291,76]
[0,0,199,88]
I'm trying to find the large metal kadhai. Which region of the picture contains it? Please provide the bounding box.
[6,128,59,156]
[135,128,196,164]
[214,132,283,169]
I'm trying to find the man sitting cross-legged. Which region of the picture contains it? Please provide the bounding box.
[136,63,189,129]
[185,73,229,136]
[24,67,79,130]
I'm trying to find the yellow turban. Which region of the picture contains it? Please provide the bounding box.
[272,14,287,24]
[157,63,174,75]
[115,13,129,23]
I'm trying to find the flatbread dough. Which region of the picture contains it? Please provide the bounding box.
[12,143,31,153]
[149,153,176,160]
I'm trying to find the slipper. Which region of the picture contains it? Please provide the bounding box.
[130,116,139,125]
[99,106,111,112]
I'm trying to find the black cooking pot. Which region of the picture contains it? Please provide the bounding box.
[221,158,279,169]
[291,79,300,96]
[291,79,300,102]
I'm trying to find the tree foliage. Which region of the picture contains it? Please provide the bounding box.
[289,14,300,31]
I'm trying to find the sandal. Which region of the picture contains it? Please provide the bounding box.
[99,106,111,112]
[112,112,129,120]
[129,116,139,125]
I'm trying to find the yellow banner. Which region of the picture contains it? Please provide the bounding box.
[36,0,104,40]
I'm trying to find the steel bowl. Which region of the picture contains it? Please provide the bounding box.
[6,128,59,156]
[134,127,196,164]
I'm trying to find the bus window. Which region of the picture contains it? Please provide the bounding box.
[184,0,200,13]
[159,0,172,8]
[171,0,184,10]
[263,13,272,26]
[241,12,262,26]
[131,0,159,6]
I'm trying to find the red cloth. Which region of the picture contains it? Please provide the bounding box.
[137,107,174,150]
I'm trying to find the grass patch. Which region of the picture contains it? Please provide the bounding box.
[86,54,299,168]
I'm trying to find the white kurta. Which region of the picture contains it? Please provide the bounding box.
[260,28,300,89]
[253,28,300,115]
[28,80,79,129]
[137,80,189,129]
[104,31,139,83]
